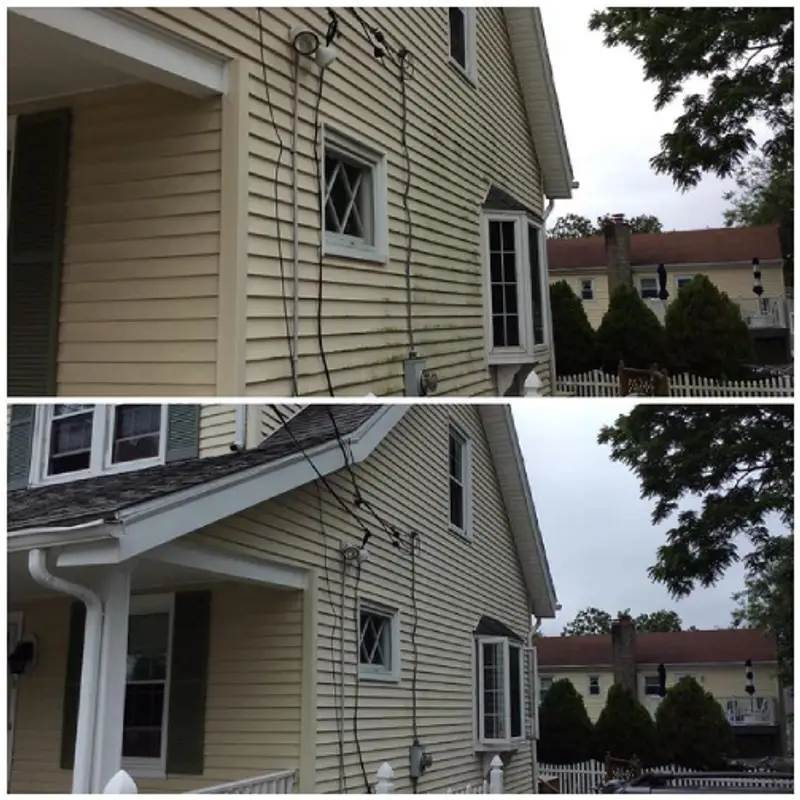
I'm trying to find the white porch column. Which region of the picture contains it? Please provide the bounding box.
[91,567,132,793]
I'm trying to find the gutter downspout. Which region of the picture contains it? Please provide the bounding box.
[290,51,301,395]
[528,615,543,794]
[28,549,103,794]
[542,198,557,393]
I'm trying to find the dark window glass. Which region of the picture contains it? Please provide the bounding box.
[581,280,594,300]
[488,220,520,348]
[324,153,371,241]
[449,431,465,529]
[113,405,161,464]
[482,641,505,739]
[449,8,466,67]
[510,646,522,738]
[529,225,544,344]
[48,405,94,475]
[640,280,659,299]
[589,676,600,696]
[359,611,391,668]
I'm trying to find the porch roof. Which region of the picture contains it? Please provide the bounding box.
[9,405,380,531]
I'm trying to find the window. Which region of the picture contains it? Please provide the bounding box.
[476,637,525,747]
[358,600,400,681]
[482,212,548,362]
[644,675,661,696]
[676,276,692,291]
[448,425,471,537]
[322,127,388,263]
[588,676,600,696]
[580,279,594,300]
[448,7,477,81]
[33,404,166,485]
[639,277,659,299]
[123,594,173,776]
[539,676,553,697]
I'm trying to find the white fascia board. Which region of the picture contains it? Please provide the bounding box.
[76,405,407,564]
[152,541,309,591]
[7,521,123,554]
[11,7,228,97]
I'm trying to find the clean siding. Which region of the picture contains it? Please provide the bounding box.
[191,404,536,792]
[127,7,548,396]
[200,405,238,456]
[8,583,303,794]
[55,83,222,396]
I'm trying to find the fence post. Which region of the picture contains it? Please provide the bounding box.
[375,763,395,794]
[489,755,504,794]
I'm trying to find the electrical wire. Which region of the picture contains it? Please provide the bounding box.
[410,531,420,745]
[352,559,372,793]
[398,49,416,355]
[256,8,299,396]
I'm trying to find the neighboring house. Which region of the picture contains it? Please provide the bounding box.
[6,402,557,793]
[547,220,790,363]
[536,619,786,759]
[7,7,573,399]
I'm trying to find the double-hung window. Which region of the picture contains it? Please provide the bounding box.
[475,636,526,748]
[33,404,166,485]
[580,279,594,300]
[448,8,477,82]
[448,425,472,538]
[639,277,659,299]
[482,211,548,363]
[675,276,692,291]
[322,126,388,263]
[643,674,662,696]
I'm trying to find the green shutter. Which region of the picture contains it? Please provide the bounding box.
[8,405,36,490]
[166,590,212,775]
[8,109,72,397]
[60,601,86,770]
[165,406,200,463]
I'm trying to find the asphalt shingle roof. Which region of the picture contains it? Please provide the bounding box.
[8,405,380,532]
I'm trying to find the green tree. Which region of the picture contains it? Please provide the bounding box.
[598,405,793,682]
[596,285,666,373]
[594,684,660,765]
[550,281,598,375]
[589,8,794,189]
[723,154,794,289]
[538,678,595,764]
[655,676,735,769]
[664,275,755,379]
[548,213,664,239]
[732,533,793,684]
[562,607,685,636]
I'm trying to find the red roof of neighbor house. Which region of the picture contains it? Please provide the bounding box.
[536,628,777,667]
[547,224,782,270]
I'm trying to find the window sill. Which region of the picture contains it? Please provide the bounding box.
[449,523,471,542]
[359,669,401,684]
[487,349,537,367]
[121,760,166,780]
[31,456,165,488]
[474,738,526,753]
[323,238,388,266]
[449,57,478,88]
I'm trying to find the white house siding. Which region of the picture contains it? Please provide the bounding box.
[190,404,536,792]
[128,8,549,397]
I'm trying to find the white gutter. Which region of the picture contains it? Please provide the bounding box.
[28,549,103,794]
[8,520,123,553]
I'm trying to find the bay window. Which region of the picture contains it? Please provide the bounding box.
[475,635,526,748]
[482,211,548,363]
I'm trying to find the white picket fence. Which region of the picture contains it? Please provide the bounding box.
[538,760,794,793]
[374,755,504,794]
[556,369,794,398]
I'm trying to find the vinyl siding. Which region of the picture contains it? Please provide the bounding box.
[8,583,303,794]
[190,404,535,792]
[13,82,223,396]
[549,263,786,330]
[127,7,550,397]
[260,404,304,438]
[200,405,239,456]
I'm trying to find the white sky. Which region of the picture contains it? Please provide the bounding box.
[541,6,769,232]
[512,402,750,637]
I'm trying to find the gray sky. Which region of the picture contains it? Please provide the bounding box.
[541,6,768,232]
[512,402,748,636]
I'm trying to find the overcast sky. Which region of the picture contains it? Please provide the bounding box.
[541,6,768,232]
[512,402,749,637]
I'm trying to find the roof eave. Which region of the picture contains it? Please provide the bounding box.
[504,7,574,200]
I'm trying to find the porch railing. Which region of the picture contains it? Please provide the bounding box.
[721,696,778,726]
[737,296,790,329]
[189,770,296,794]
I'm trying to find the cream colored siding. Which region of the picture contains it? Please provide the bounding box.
[261,404,304,438]
[548,272,610,330]
[200,405,238,456]
[191,404,535,792]
[9,584,303,794]
[128,7,550,396]
[539,669,612,722]
[43,83,222,396]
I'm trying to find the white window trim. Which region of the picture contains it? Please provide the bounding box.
[643,674,661,695]
[481,210,549,365]
[357,599,401,683]
[448,423,473,540]
[638,276,659,299]
[448,7,478,84]
[122,592,175,780]
[580,278,595,301]
[474,636,526,751]
[30,405,168,487]
[588,675,600,695]
[675,275,693,291]
[321,123,389,265]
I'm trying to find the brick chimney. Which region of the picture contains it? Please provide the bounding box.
[604,214,632,295]
[611,614,637,695]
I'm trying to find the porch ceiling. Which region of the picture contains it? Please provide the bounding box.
[8,12,138,106]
